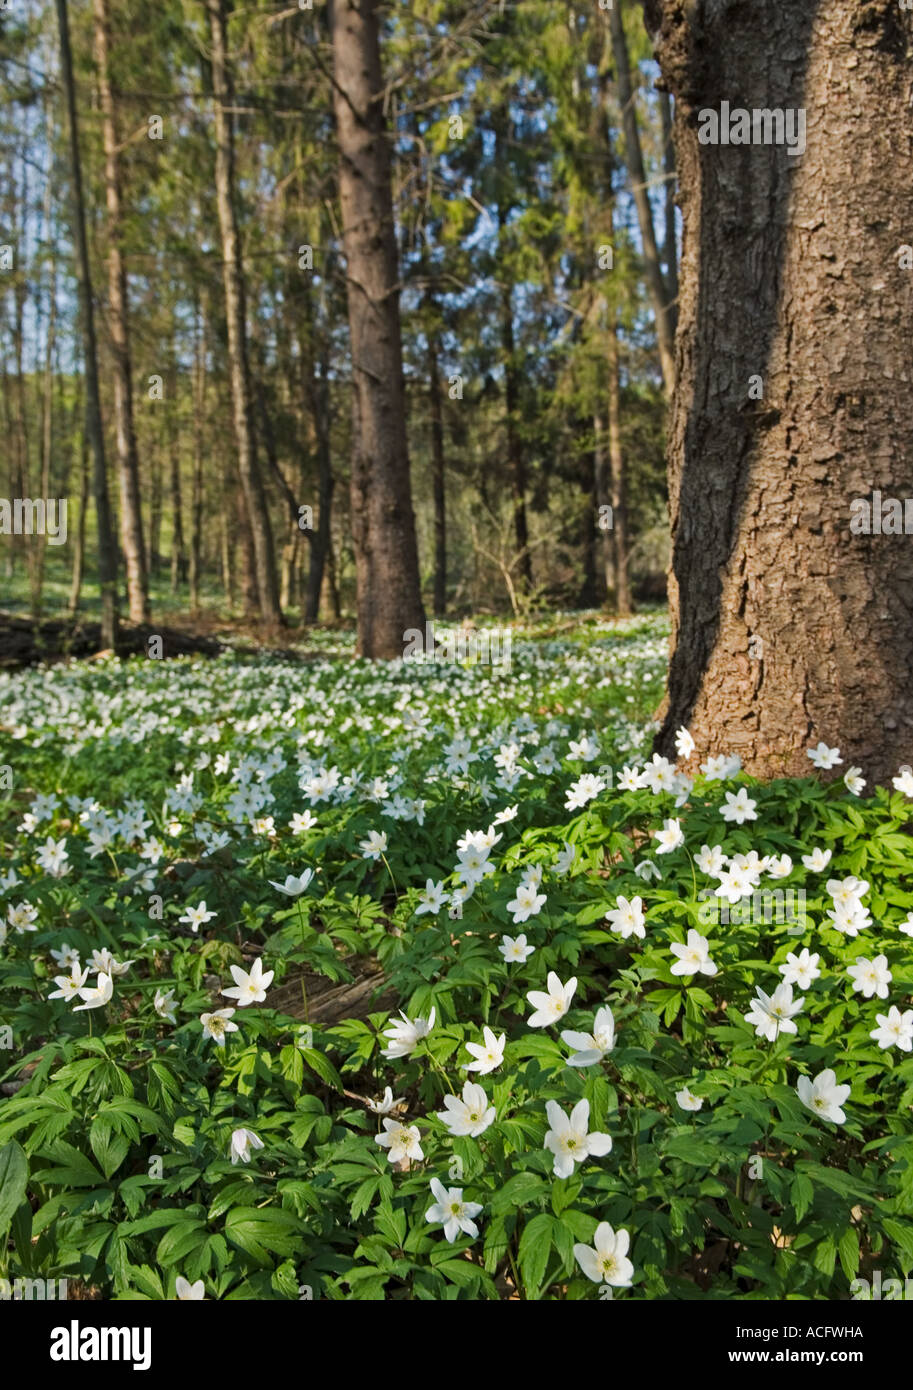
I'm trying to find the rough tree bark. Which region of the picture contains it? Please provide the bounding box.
[206,0,282,627]
[56,0,118,649]
[329,0,425,656]
[643,0,913,784]
[93,0,150,623]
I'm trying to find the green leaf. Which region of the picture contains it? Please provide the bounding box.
[0,1141,29,1229]
[518,1212,553,1296]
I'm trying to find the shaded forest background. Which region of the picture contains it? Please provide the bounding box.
[0,0,675,637]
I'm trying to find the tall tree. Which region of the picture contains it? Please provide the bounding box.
[608,0,676,396]
[644,0,913,783]
[56,0,118,648]
[206,0,282,627]
[329,0,425,657]
[93,0,150,623]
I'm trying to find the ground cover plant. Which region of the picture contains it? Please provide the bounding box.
[2,612,913,1301]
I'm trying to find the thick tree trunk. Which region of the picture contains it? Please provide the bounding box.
[608,0,676,397]
[93,0,150,624]
[644,0,913,785]
[56,0,118,648]
[206,0,282,627]
[329,0,425,657]
[68,401,89,615]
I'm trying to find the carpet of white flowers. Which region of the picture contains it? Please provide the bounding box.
[2,611,913,1300]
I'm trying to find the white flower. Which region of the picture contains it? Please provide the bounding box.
[806,741,842,770]
[89,948,134,978]
[543,1098,612,1179]
[415,879,447,916]
[641,754,677,794]
[843,767,865,796]
[179,901,217,933]
[289,810,318,834]
[565,773,605,810]
[605,894,646,940]
[846,954,892,1000]
[714,866,756,905]
[561,1005,615,1066]
[695,844,726,876]
[744,982,804,1040]
[269,870,314,896]
[154,988,177,1024]
[48,966,89,1002]
[499,933,535,964]
[669,930,717,978]
[674,727,695,760]
[779,949,821,990]
[360,830,388,860]
[654,818,685,854]
[797,1068,850,1124]
[367,1086,403,1115]
[801,847,832,872]
[50,943,81,973]
[554,841,576,874]
[574,1223,633,1287]
[493,803,519,824]
[892,766,913,797]
[827,876,869,910]
[826,900,870,937]
[200,1009,238,1046]
[870,1006,913,1052]
[435,1081,496,1137]
[633,858,662,882]
[221,958,274,1006]
[463,1025,506,1075]
[8,902,38,932]
[425,1178,482,1243]
[766,854,793,879]
[675,1086,703,1112]
[73,971,114,1012]
[898,914,913,937]
[381,1007,436,1059]
[506,881,546,924]
[617,765,643,792]
[526,971,577,1028]
[229,1128,264,1164]
[175,1276,205,1300]
[719,788,758,824]
[375,1119,424,1164]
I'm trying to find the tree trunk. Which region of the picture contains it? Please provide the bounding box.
[329,0,425,657]
[68,396,89,615]
[189,299,205,616]
[206,0,282,627]
[643,0,913,784]
[428,327,447,615]
[168,413,186,594]
[93,0,150,623]
[659,88,678,335]
[56,0,118,648]
[608,0,676,397]
[607,316,632,617]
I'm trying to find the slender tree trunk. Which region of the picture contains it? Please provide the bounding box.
[68,419,89,616]
[206,0,282,626]
[428,328,447,615]
[329,0,425,656]
[168,413,185,594]
[659,88,678,334]
[56,0,118,648]
[643,0,913,783]
[607,0,676,396]
[189,300,205,616]
[93,0,149,623]
[606,317,632,617]
[33,230,56,619]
